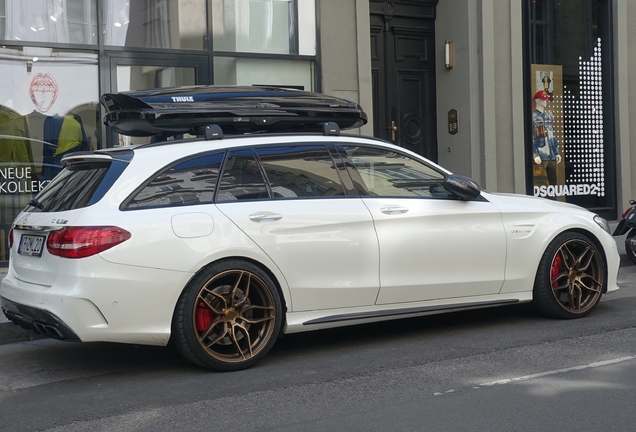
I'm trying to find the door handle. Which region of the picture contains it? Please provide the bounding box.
[380,206,409,215]
[391,121,398,142]
[249,212,283,222]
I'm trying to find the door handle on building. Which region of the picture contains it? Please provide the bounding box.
[391,121,398,141]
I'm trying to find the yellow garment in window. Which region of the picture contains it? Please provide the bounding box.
[53,116,82,157]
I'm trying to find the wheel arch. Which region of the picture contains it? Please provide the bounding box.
[541,227,609,294]
[173,255,289,328]
[564,228,609,294]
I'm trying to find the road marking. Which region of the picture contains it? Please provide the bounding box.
[433,356,636,396]
[478,356,636,387]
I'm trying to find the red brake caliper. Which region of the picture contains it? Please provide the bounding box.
[196,301,213,332]
[550,253,562,289]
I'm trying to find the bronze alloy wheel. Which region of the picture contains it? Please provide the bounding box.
[549,238,604,313]
[193,269,276,363]
[533,232,605,319]
[173,260,282,371]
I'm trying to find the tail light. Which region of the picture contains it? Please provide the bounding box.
[46,226,131,259]
[622,207,634,219]
[8,228,13,249]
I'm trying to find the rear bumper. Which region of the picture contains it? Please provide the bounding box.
[1,297,80,341]
[0,257,194,346]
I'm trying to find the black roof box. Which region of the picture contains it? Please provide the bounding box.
[101,86,368,137]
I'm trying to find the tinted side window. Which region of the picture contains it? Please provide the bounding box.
[126,153,223,209]
[342,145,454,198]
[256,145,345,198]
[216,149,269,202]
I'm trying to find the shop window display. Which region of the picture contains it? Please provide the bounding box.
[0,47,99,260]
[526,0,612,212]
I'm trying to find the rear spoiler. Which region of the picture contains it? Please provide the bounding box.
[61,149,134,166]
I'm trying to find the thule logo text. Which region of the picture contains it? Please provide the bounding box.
[171,96,194,102]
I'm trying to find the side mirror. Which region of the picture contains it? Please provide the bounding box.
[443,174,482,200]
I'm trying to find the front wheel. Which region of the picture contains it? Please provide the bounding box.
[532,232,605,319]
[624,230,636,265]
[172,260,283,371]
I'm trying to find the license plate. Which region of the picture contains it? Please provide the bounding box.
[18,234,46,257]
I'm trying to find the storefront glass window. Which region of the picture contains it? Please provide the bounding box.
[103,0,207,50]
[212,0,316,55]
[0,47,100,260]
[214,57,314,90]
[526,0,612,212]
[0,0,97,45]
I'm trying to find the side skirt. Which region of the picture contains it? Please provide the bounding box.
[303,299,520,326]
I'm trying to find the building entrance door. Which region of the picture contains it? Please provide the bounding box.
[370,0,438,161]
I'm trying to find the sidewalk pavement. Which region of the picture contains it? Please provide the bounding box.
[0,222,630,346]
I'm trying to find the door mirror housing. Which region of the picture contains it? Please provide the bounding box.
[443,175,482,200]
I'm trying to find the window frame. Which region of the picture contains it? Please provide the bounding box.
[335,143,459,200]
[254,143,349,200]
[121,149,225,211]
[215,143,350,203]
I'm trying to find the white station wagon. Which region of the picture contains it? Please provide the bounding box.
[0,86,620,371]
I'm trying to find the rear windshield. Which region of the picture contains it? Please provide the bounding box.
[26,160,125,212]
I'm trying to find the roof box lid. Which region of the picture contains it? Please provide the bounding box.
[101,86,368,137]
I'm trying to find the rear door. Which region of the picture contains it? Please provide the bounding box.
[339,144,507,304]
[215,143,380,312]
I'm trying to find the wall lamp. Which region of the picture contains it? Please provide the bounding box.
[445,40,453,69]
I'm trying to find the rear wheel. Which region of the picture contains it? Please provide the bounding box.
[624,229,636,265]
[172,260,282,371]
[532,232,605,319]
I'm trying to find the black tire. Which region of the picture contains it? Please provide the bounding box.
[624,230,636,265]
[532,231,605,319]
[172,259,283,371]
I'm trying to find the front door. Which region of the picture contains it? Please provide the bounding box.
[339,143,507,304]
[370,0,438,161]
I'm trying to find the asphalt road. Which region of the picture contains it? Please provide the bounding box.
[1,260,636,432]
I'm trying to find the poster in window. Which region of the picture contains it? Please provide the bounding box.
[530,64,564,200]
